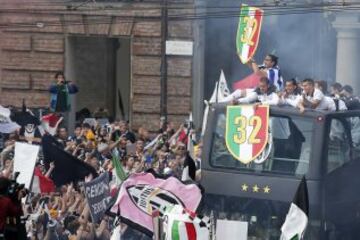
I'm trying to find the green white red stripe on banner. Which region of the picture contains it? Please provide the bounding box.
[226,105,269,164]
[162,204,210,240]
[171,220,197,240]
[236,5,264,64]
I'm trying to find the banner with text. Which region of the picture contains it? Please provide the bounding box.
[84,172,112,223]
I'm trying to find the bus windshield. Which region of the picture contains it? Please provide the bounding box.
[210,113,314,176]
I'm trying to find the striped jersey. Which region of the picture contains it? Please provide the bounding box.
[267,66,283,91]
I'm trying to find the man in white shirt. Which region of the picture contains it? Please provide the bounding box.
[328,82,347,111]
[279,79,302,107]
[224,77,279,105]
[298,78,335,112]
[254,77,280,105]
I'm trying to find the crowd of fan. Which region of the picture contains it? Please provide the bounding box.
[0,116,202,240]
[1,58,360,239]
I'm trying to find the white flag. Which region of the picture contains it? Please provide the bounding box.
[201,70,230,136]
[216,70,230,102]
[110,225,121,240]
[280,203,308,240]
[14,142,40,189]
[280,177,309,240]
[208,82,219,104]
[187,112,195,159]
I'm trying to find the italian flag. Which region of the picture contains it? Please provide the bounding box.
[170,220,198,240]
[236,5,264,64]
[41,113,63,136]
[112,153,127,182]
[280,176,309,240]
[226,105,269,164]
[164,205,209,240]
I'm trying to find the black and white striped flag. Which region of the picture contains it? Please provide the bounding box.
[281,176,309,240]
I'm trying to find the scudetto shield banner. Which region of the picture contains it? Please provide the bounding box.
[225,105,269,164]
[236,4,264,64]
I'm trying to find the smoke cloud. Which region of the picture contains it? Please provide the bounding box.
[204,1,337,99]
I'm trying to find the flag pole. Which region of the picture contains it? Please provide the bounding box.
[210,210,216,240]
[215,81,219,103]
[160,0,168,121]
[152,210,164,240]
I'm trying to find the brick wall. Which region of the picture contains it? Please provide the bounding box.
[0,27,64,107]
[0,0,194,131]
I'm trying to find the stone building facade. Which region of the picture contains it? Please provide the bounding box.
[0,0,194,131]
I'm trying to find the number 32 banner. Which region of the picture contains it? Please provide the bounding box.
[236,4,264,64]
[225,105,269,164]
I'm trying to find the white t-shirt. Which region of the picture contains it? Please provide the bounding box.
[222,89,242,102]
[304,89,334,110]
[280,94,302,107]
[321,96,336,111]
[224,88,279,105]
[338,99,347,110]
[332,98,348,111]
[235,89,279,105]
[223,89,257,103]
[304,88,323,102]
[237,90,258,103]
[257,92,280,105]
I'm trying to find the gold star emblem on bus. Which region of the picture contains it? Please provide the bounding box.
[263,186,271,194]
[252,185,259,192]
[241,184,248,191]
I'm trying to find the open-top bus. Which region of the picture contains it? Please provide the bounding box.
[200,104,360,239]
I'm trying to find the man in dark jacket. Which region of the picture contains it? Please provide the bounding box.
[49,72,78,113]
[49,72,78,128]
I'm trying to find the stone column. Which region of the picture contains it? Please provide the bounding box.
[65,37,76,134]
[332,13,360,94]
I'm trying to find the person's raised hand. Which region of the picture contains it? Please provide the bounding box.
[85,174,93,183]
[49,162,55,169]
[66,183,73,194]
[299,105,305,114]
